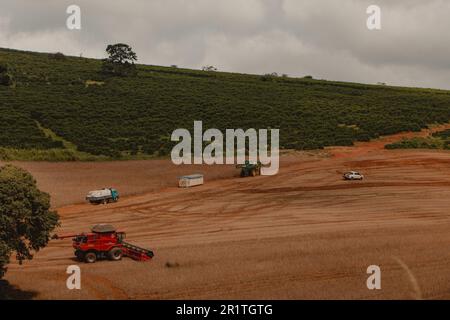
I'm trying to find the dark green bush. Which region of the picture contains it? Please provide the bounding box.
[0,63,7,74]
[0,62,14,86]
[49,52,66,60]
[0,73,13,86]
[101,61,137,77]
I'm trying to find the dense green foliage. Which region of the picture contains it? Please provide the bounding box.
[386,129,450,150]
[0,165,59,278]
[1,47,450,160]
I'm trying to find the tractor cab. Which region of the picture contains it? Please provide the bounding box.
[73,234,88,244]
[237,160,263,177]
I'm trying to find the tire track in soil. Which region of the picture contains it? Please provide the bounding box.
[82,274,129,299]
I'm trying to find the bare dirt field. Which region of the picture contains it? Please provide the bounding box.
[3,125,450,300]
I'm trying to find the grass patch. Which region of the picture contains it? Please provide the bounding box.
[165,261,180,268]
[85,79,105,88]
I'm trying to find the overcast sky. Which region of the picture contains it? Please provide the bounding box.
[1,0,450,89]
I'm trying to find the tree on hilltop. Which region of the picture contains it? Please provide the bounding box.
[101,43,138,76]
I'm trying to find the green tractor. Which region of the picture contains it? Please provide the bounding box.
[237,160,263,177]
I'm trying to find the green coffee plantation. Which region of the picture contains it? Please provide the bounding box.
[1,47,450,160]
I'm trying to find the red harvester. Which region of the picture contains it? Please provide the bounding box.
[53,224,154,263]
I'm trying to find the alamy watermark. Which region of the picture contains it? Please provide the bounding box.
[66,265,81,290]
[171,121,280,175]
[65,4,381,33]
[367,5,381,30]
[366,265,381,290]
[66,5,81,30]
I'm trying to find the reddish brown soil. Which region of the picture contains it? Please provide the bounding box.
[3,127,450,300]
[0,153,322,208]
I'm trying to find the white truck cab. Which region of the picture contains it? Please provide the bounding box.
[343,171,364,180]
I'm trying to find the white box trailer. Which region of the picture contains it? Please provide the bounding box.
[178,174,204,188]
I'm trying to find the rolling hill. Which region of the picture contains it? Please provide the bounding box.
[1,47,450,161]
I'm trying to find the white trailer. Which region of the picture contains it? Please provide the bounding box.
[178,174,204,188]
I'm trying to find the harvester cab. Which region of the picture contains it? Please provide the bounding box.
[53,224,154,263]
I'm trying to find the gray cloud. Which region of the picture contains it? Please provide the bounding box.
[1,0,449,89]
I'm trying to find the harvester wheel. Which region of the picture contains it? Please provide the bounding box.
[85,252,97,263]
[75,250,85,261]
[108,247,123,261]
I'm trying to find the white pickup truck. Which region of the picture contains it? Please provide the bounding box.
[343,171,364,180]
